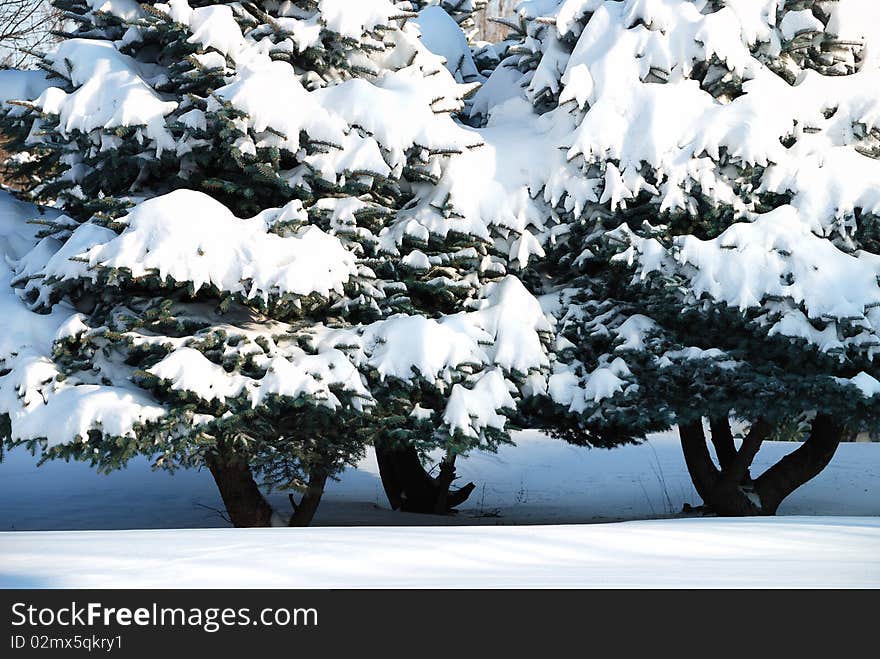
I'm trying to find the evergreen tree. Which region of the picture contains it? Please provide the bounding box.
[0,0,553,523]
[521,0,880,515]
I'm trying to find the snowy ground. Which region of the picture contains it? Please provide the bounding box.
[0,430,878,531]
[2,431,878,588]
[2,518,877,588]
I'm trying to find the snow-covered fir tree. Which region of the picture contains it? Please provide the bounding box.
[514,0,880,515]
[0,0,555,524]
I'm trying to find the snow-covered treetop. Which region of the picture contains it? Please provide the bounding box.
[512,0,880,228]
[4,1,475,212]
[3,0,513,309]
[495,0,880,439]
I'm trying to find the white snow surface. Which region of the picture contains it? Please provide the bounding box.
[1,517,877,588]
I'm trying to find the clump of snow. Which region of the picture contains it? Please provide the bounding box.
[319,0,404,40]
[34,40,177,152]
[443,369,516,438]
[147,347,248,403]
[83,190,358,303]
[414,6,481,82]
[838,372,880,398]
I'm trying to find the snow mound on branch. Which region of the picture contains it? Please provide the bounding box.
[443,369,516,438]
[838,372,880,398]
[211,61,347,148]
[319,0,405,39]
[35,225,117,286]
[86,0,143,21]
[615,205,880,354]
[358,314,486,383]
[34,40,177,152]
[462,276,553,375]
[8,383,165,448]
[0,191,53,262]
[147,347,248,403]
[79,190,358,302]
[316,68,478,162]
[549,357,630,413]
[254,350,371,409]
[414,6,481,82]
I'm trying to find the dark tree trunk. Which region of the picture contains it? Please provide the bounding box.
[206,452,274,528]
[679,414,844,517]
[375,440,476,514]
[725,419,772,484]
[709,416,737,472]
[288,468,328,527]
[753,414,843,514]
[679,420,720,506]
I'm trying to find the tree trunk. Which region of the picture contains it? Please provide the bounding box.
[433,456,457,515]
[288,468,329,527]
[374,440,476,514]
[206,452,274,528]
[679,414,844,517]
[679,420,720,506]
[753,414,843,515]
[709,416,737,472]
